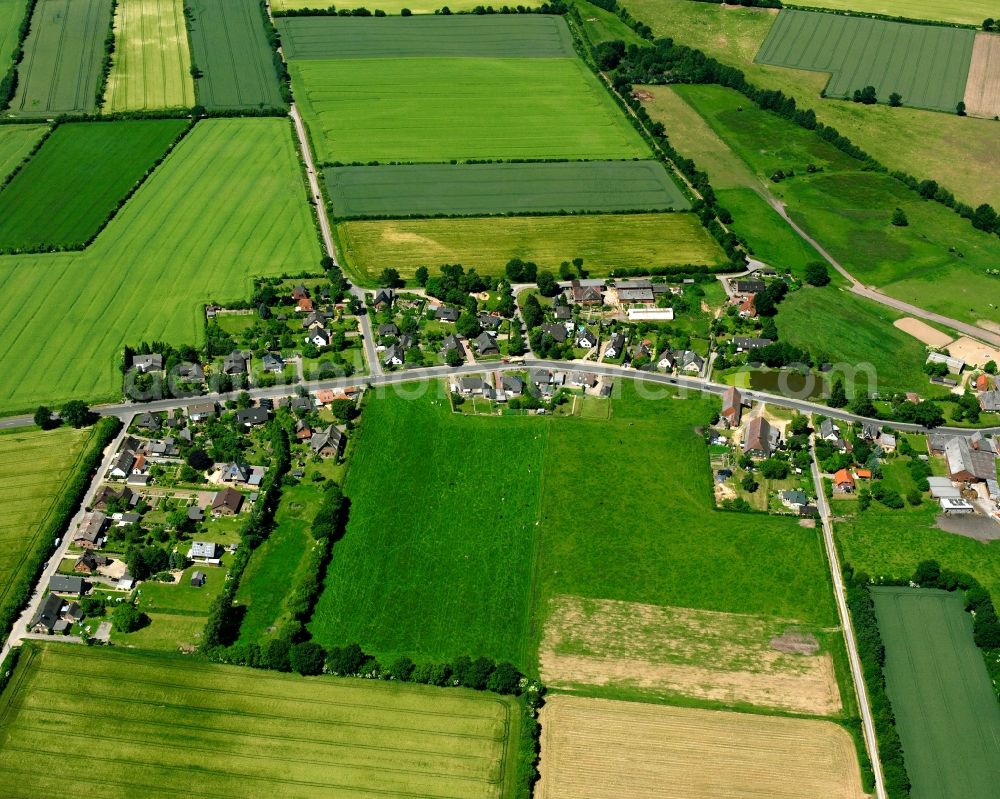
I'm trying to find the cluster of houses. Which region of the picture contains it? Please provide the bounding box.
[924,351,1000,407]
[452,368,614,405]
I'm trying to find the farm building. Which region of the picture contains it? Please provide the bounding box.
[570,279,603,305]
[927,477,961,499]
[943,437,996,482]
[743,417,778,457]
[926,352,964,374]
[939,497,974,514]
[980,390,1000,412]
[720,387,743,428]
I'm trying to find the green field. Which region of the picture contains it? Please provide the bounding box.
[327,160,689,218]
[9,0,113,116]
[309,389,545,666]
[338,213,726,283]
[0,426,90,628]
[0,124,47,181]
[620,0,1000,209]
[0,644,522,799]
[236,482,322,644]
[0,118,319,414]
[572,0,649,46]
[0,120,187,251]
[674,84,1000,328]
[272,0,537,11]
[793,0,995,26]
[756,10,974,113]
[292,56,650,164]
[0,0,28,75]
[187,0,285,109]
[103,0,194,110]
[277,14,574,59]
[873,588,1000,799]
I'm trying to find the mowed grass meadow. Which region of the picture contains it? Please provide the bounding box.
[104,0,194,111]
[0,119,188,251]
[10,0,113,116]
[0,118,320,414]
[187,0,285,109]
[0,425,91,623]
[293,56,650,164]
[338,213,726,283]
[756,10,974,112]
[873,588,1000,799]
[327,161,689,218]
[0,644,523,799]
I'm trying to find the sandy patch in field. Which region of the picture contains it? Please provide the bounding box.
[945,336,1000,368]
[893,317,952,347]
[537,695,871,799]
[965,33,1000,117]
[539,596,841,716]
[978,319,1000,335]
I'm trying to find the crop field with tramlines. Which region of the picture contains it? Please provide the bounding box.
[0,0,28,70]
[785,0,995,26]
[338,213,725,281]
[0,119,188,251]
[0,644,523,799]
[755,10,975,113]
[0,124,46,181]
[186,0,285,109]
[9,0,113,116]
[326,160,689,218]
[0,426,91,629]
[0,118,319,415]
[103,0,194,111]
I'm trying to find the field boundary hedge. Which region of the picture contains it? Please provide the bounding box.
[0,0,38,111]
[0,417,122,644]
[94,0,118,108]
[784,4,979,29]
[272,2,568,17]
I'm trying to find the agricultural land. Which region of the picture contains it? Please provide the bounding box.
[0,119,188,251]
[0,644,523,799]
[103,0,195,111]
[326,161,689,218]
[0,425,91,632]
[620,0,1000,208]
[873,588,1000,799]
[0,124,47,181]
[9,0,113,116]
[537,695,869,799]
[0,0,28,72]
[964,32,1000,117]
[186,0,286,109]
[338,214,726,282]
[755,10,975,113]
[0,118,320,415]
[272,0,535,10]
[788,0,996,27]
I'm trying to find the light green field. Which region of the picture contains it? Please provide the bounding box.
[272,0,537,12]
[795,0,994,26]
[104,0,195,110]
[0,425,90,626]
[291,56,650,163]
[0,125,47,181]
[620,0,1000,209]
[0,644,522,799]
[0,0,29,73]
[0,118,320,414]
[338,213,726,283]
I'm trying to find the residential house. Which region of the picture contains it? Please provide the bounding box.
[478,314,503,332]
[301,310,327,330]
[235,407,269,427]
[677,350,705,375]
[262,353,284,373]
[818,419,840,441]
[73,553,108,575]
[633,340,652,360]
[291,284,309,302]
[570,279,603,305]
[48,575,84,596]
[542,323,568,343]
[738,295,756,318]
[296,297,315,313]
[976,373,994,392]
[378,323,399,337]
[732,337,772,352]
[222,352,247,375]
[310,425,345,458]
[604,333,626,359]
[980,390,1000,412]
[833,468,856,493]
[383,344,405,367]
[93,485,134,512]
[135,413,160,432]
[860,422,881,441]
[475,332,499,356]
[459,377,485,395]
[221,462,250,483]
[294,420,312,440]
[175,363,205,383]
[657,351,676,372]
[30,594,69,635]
[211,487,244,516]
[74,512,106,549]
[878,432,896,452]
[188,541,220,563]
[780,490,808,509]
[108,449,136,479]
[187,402,216,422]
[187,505,204,522]
[441,334,461,353]
[131,353,163,372]
[720,387,743,428]
[553,304,572,321]
[307,327,332,348]
[735,279,765,295]
[501,375,523,395]
[435,306,460,323]
[743,417,778,457]
[372,289,395,309]
[530,369,553,387]
[143,438,178,458]
[576,328,598,349]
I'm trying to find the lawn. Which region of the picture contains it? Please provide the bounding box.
[873,588,1000,799]
[756,10,974,113]
[236,481,323,644]
[0,118,320,415]
[0,119,187,251]
[309,388,546,667]
[793,0,994,26]
[103,0,194,111]
[9,0,113,116]
[326,160,689,218]
[0,644,523,799]
[0,124,46,181]
[276,14,574,59]
[273,0,538,11]
[620,0,1000,209]
[291,56,650,164]
[187,0,285,110]
[338,213,726,284]
[675,84,1000,328]
[0,425,91,629]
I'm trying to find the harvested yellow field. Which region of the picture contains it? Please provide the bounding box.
[539,595,841,715]
[892,317,952,348]
[964,33,1000,118]
[538,695,870,799]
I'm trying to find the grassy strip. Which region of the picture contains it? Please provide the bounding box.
[0,647,18,699]
[0,0,36,109]
[0,417,121,643]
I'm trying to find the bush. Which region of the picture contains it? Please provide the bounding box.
[804,261,830,286]
[112,602,144,633]
[290,641,326,675]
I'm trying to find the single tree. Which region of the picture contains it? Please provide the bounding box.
[112,602,144,633]
[414,266,429,286]
[828,377,848,408]
[956,101,967,116]
[804,261,830,287]
[741,474,759,493]
[445,346,463,367]
[60,400,94,428]
[34,406,58,430]
[891,207,908,227]
[536,271,559,297]
[378,267,403,288]
[888,92,902,107]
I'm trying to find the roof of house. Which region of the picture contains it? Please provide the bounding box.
[211,487,244,514]
[373,288,395,306]
[475,332,499,354]
[478,314,502,330]
[944,436,996,481]
[30,594,64,631]
[502,375,523,392]
[187,402,216,418]
[553,304,572,319]
[223,352,247,374]
[736,279,765,294]
[132,353,163,371]
[235,407,269,425]
[781,490,808,506]
[855,468,872,479]
[75,511,106,544]
[819,419,838,439]
[460,377,484,391]
[48,575,83,594]
[188,541,219,559]
[441,334,460,352]
[435,306,460,322]
[743,417,775,454]
[383,343,405,365]
[733,337,772,350]
[223,462,250,482]
[721,387,741,419]
[542,323,568,343]
[605,332,625,353]
[833,468,855,486]
[378,323,399,336]
[577,328,598,346]
[262,352,284,368]
[310,425,344,453]
[980,390,1000,412]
